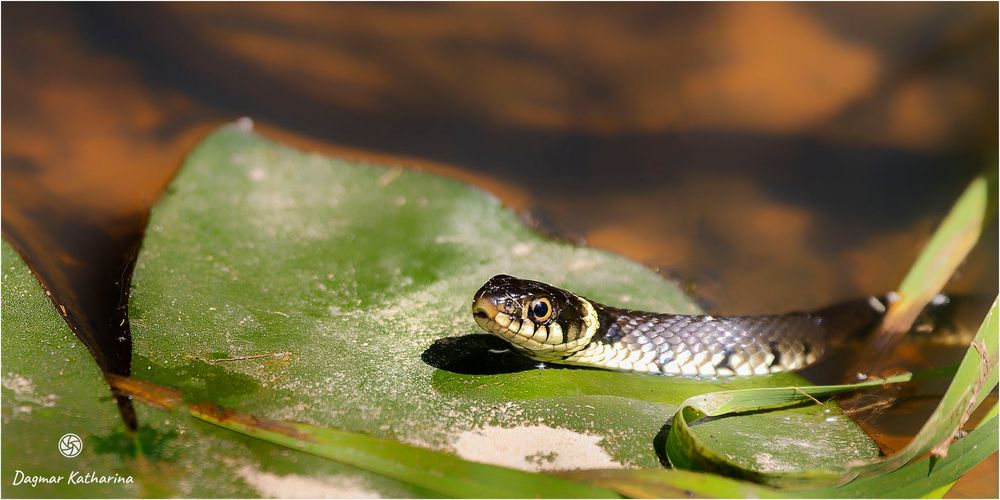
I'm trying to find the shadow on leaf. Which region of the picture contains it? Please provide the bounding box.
[421,333,540,375]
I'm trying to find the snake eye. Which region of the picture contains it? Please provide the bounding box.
[530,298,552,323]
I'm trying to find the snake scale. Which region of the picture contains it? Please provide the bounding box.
[472,274,886,377]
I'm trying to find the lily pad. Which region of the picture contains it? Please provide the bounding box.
[3,124,881,496]
[2,243,131,497]
[2,241,428,498]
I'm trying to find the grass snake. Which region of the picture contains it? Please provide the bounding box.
[472,274,886,377]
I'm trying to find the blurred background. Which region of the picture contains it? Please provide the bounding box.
[2,3,997,496]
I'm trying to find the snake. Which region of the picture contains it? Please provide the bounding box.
[471,274,887,377]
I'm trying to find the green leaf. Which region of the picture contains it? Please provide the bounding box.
[664,373,913,488]
[1,243,140,497]
[557,414,998,498]
[2,124,881,496]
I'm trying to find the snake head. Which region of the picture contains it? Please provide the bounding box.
[471,275,599,360]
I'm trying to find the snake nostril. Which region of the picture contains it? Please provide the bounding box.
[473,296,498,320]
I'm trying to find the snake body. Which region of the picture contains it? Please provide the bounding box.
[472,275,885,377]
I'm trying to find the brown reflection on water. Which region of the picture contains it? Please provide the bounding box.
[3,5,210,427]
[2,3,996,495]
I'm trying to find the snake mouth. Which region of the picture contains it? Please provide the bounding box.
[472,296,568,356]
[472,296,529,342]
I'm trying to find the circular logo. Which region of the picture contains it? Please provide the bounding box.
[58,433,83,458]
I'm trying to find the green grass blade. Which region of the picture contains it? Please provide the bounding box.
[805,415,998,498]
[881,174,994,334]
[677,373,913,418]
[192,409,619,498]
[107,375,620,499]
[920,404,1000,499]
[560,415,997,499]
[856,297,997,478]
[557,468,784,499]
